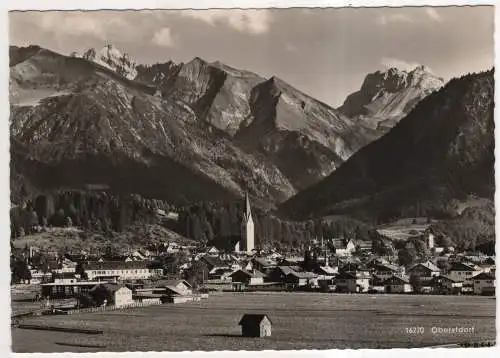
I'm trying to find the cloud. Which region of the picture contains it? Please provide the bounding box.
[179,9,272,35]
[152,27,175,47]
[425,8,443,22]
[35,12,128,40]
[285,43,297,52]
[381,57,423,71]
[376,13,414,26]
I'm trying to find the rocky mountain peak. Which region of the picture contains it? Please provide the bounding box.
[81,43,138,80]
[338,64,444,122]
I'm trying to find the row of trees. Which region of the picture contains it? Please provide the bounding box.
[11,191,176,238]
[176,202,374,249]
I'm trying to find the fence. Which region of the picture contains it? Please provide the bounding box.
[65,299,162,315]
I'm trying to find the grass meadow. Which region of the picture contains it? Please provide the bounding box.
[12,292,496,352]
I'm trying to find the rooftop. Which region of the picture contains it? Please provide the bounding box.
[239,314,272,326]
[86,261,151,270]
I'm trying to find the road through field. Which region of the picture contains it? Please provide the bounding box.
[12,292,496,352]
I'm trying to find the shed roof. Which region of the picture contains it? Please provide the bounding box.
[239,314,272,326]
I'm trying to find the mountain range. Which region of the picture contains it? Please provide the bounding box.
[10,43,446,210]
[278,69,494,222]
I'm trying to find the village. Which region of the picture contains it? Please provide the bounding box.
[10,193,496,320]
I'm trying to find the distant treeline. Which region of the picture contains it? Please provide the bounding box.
[10,191,173,238]
[174,201,373,250]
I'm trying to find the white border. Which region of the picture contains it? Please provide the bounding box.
[3,0,499,10]
[1,1,498,358]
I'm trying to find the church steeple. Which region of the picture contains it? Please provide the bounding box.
[240,191,255,253]
[245,191,252,221]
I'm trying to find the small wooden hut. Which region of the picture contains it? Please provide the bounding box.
[238,314,272,337]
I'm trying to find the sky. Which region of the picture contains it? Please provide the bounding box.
[8,6,494,107]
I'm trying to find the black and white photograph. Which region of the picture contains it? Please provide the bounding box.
[7,3,496,353]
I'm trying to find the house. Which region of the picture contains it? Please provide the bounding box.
[208,267,234,281]
[332,239,356,256]
[268,266,303,283]
[52,272,78,284]
[407,261,441,283]
[430,275,463,295]
[130,250,146,261]
[207,246,220,256]
[370,275,388,293]
[384,275,412,293]
[165,242,181,254]
[370,263,401,280]
[339,262,370,276]
[29,267,52,284]
[478,262,495,274]
[356,240,373,253]
[447,262,482,285]
[285,271,317,287]
[239,314,272,337]
[85,261,163,281]
[200,256,230,274]
[87,284,134,307]
[315,265,338,276]
[472,272,495,296]
[250,257,277,274]
[153,279,193,296]
[335,271,371,293]
[230,269,265,286]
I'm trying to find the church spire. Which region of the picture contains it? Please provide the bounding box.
[245,191,252,220]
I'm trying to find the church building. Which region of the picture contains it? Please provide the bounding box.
[236,192,255,253]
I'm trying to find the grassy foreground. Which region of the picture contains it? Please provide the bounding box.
[12,292,496,352]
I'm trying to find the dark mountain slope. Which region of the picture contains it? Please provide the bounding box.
[278,70,494,222]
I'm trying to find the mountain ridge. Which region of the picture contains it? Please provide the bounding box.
[278,69,494,222]
[9,43,448,210]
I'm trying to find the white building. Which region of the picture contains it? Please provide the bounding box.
[447,262,482,283]
[113,286,134,307]
[335,272,370,293]
[333,239,356,257]
[85,261,163,281]
[427,232,435,249]
[241,192,255,253]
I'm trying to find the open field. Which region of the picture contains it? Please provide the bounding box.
[12,292,495,352]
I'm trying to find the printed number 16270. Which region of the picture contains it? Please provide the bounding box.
[406,327,425,334]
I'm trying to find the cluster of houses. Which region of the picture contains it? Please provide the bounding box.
[195,248,496,296]
[10,197,495,301]
[12,230,496,302]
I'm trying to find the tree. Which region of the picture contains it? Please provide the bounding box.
[11,259,31,284]
[413,239,430,260]
[409,274,422,293]
[436,259,451,272]
[183,261,209,289]
[75,262,88,280]
[398,242,418,267]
